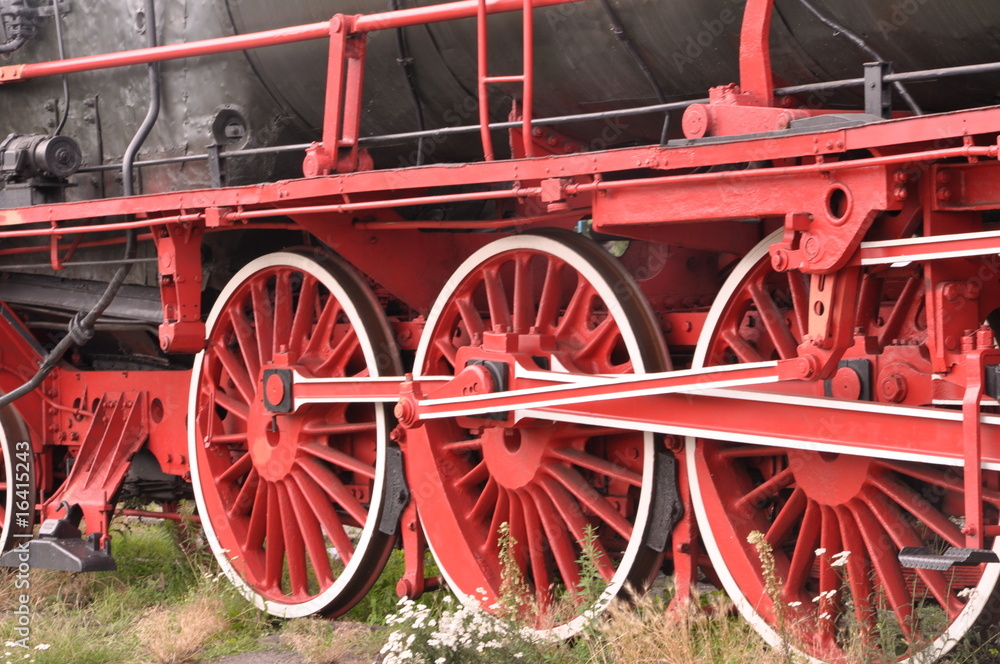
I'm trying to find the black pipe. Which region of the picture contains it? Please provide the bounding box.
[122,0,160,198]
[50,0,70,135]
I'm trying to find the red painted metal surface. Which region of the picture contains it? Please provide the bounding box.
[3,0,1000,659]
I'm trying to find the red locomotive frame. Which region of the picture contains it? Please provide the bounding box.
[1,0,999,660]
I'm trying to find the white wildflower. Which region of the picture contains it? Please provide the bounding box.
[830,551,851,568]
[787,601,802,608]
[814,548,827,556]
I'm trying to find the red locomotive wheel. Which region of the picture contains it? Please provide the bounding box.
[688,232,1000,663]
[189,252,401,618]
[409,231,670,638]
[0,406,34,551]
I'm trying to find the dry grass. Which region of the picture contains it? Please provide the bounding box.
[135,594,228,664]
[281,617,377,664]
[584,593,797,664]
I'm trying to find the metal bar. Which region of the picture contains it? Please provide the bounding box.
[415,362,780,419]
[291,375,448,409]
[353,0,585,33]
[483,75,525,83]
[521,0,535,158]
[477,0,495,161]
[533,389,1000,470]
[775,61,1000,97]
[858,229,1000,266]
[357,99,705,146]
[0,22,332,83]
[223,186,542,221]
[0,214,201,239]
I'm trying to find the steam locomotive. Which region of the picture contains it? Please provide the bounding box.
[0,0,998,661]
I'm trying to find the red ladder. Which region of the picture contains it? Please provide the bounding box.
[477,0,535,160]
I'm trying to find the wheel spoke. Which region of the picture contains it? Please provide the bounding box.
[212,390,249,421]
[457,460,489,489]
[264,483,285,590]
[555,279,595,338]
[228,468,260,520]
[835,506,876,647]
[849,500,914,638]
[813,507,843,648]
[251,279,275,369]
[783,499,821,601]
[303,295,342,357]
[470,476,499,523]
[228,306,261,378]
[549,446,642,487]
[864,489,965,620]
[484,488,511,557]
[285,476,335,588]
[546,464,632,541]
[298,456,368,527]
[527,484,582,595]
[520,491,553,609]
[273,270,294,354]
[869,473,964,548]
[276,481,309,597]
[290,469,356,565]
[456,296,486,339]
[573,316,621,368]
[211,341,256,405]
[483,266,511,330]
[512,253,536,334]
[301,421,377,436]
[534,256,563,332]
[289,274,319,355]
[539,476,613,581]
[218,452,253,486]
[243,479,269,552]
[735,466,794,511]
[747,279,798,360]
[317,327,361,376]
[301,441,376,479]
[766,486,806,544]
[786,271,809,337]
[721,327,765,363]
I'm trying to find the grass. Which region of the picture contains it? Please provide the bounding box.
[15,514,995,664]
[0,514,800,664]
[0,517,275,664]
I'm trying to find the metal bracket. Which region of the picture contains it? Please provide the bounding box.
[864,61,893,120]
[33,0,70,17]
[378,445,409,537]
[262,368,293,413]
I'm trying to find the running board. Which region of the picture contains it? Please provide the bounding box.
[898,546,999,571]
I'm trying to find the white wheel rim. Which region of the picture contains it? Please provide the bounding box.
[414,233,663,640]
[687,231,1000,663]
[189,252,393,618]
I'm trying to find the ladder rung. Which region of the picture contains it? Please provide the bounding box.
[483,75,525,84]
